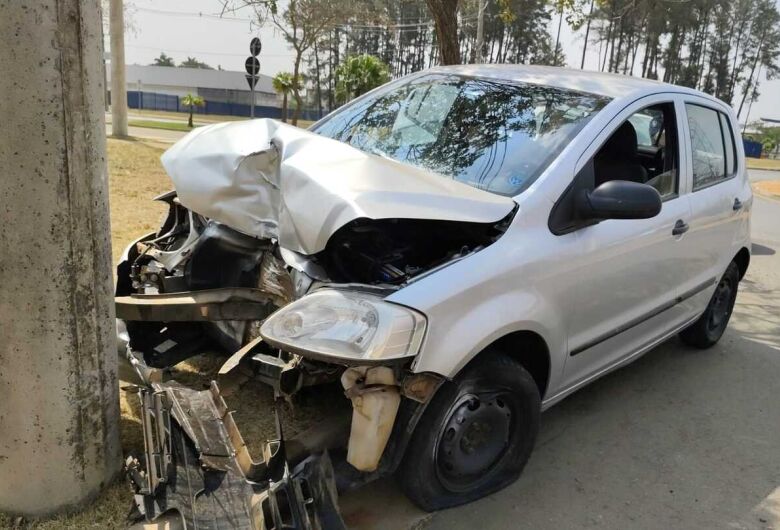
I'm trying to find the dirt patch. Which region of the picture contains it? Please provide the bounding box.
[753,180,780,199]
[106,138,172,263]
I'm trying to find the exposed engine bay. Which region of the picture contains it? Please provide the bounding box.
[116,190,511,369]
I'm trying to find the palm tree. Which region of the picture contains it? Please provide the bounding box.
[335,55,390,105]
[181,93,204,128]
[272,72,297,123]
[152,52,175,67]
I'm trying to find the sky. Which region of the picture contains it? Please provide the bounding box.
[121,0,780,124]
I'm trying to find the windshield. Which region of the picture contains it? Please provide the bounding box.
[312,74,610,196]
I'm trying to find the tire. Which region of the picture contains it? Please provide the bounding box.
[398,351,541,511]
[679,261,740,349]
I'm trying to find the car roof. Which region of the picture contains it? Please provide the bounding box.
[426,64,713,103]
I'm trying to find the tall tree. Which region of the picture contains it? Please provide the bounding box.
[272,71,298,122]
[335,54,391,104]
[583,0,780,108]
[181,93,205,127]
[737,0,780,116]
[265,0,349,125]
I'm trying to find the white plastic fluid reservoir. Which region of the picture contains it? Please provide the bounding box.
[341,366,401,472]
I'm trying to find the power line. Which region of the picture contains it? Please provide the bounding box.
[134,6,479,31]
[135,6,255,22]
[126,43,294,58]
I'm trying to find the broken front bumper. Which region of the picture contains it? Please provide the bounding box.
[126,380,346,530]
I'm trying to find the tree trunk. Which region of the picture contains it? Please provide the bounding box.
[188,105,194,127]
[426,0,460,65]
[328,30,334,112]
[629,32,639,75]
[0,0,120,515]
[697,29,709,89]
[641,32,651,77]
[740,64,761,129]
[581,0,595,69]
[282,93,288,123]
[473,0,486,63]
[612,17,625,73]
[728,19,748,99]
[314,39,323,119]
[292,52,303,126]
[555,4,564,66]
[602,16,614,72]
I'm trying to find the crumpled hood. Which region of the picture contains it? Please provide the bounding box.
[161,119,516,255]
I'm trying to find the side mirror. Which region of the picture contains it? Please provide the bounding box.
[577,180,662,220]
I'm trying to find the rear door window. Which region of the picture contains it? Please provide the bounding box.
[686,104,737,190]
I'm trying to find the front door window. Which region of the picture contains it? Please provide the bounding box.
[593,102,679,199]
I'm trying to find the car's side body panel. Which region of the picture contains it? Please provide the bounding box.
[390,88,751,407]
[386,196,574,397]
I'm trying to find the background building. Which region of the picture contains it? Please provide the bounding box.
[105,64,319,118]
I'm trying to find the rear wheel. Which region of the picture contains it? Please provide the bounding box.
[679,261,740,348]
[399,351,540,511]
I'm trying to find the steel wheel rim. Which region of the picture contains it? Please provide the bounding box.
[435,393,514,492]
[707,278,733,332]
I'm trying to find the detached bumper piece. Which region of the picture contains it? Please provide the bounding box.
[126,381,346,530]
[116,287,281,322]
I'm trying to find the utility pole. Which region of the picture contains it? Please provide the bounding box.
[110,0,128,136]
[0,0,121,517]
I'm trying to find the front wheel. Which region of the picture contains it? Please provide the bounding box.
[398,351,540,511]
[679,261,740,348]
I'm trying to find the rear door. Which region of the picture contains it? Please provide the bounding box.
[676,98,752,320]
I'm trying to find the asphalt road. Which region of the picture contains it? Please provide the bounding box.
[748,168,780,183]
[341,184,780,530]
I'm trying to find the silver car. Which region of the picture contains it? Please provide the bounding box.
[121,65,751,526]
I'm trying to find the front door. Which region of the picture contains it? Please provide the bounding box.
[560,96,693,389]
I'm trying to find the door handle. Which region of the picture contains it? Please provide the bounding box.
[733,198,743,211]
[672,219,689,236]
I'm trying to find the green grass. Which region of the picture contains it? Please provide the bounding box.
[746,157,780,171]
[128,119,196,132]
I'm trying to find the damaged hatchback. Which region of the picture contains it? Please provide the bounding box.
[118,65,751,527]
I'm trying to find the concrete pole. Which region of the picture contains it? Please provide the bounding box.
[0,0,121,517]
[110,0,128,136]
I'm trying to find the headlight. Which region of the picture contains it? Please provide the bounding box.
[260,290,426,364]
